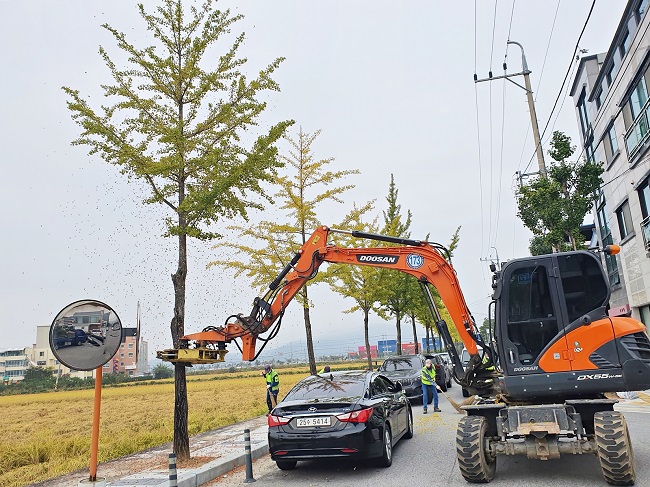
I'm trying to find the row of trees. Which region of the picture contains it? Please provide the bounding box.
[60,0,604,462]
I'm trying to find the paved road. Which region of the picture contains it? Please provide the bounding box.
[211,385,650,486]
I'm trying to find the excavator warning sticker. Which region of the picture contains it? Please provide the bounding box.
[406,254,424,269]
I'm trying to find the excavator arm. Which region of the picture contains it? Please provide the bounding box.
[157,226,492,390]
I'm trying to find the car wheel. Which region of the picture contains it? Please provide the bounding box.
[447,374,452,388]
[439,380,448,392]
[404,409,414,439]
[276,459,297,470]
[376,425,393,467]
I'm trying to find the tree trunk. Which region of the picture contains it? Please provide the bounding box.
[425,324,431,353]
[301,287,317,375]
[364,308,372,371]
[411,314,419,354]
[171,229,190,461]
[396,315,402,355]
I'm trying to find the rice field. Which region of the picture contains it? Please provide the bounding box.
[0,368,307,487]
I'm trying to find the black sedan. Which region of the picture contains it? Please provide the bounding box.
[268,370,413,470]
[377,354,449,405]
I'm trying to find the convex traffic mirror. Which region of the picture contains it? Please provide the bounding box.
[49,300,122,371]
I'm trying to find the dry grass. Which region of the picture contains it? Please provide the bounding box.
[0,368,306,487]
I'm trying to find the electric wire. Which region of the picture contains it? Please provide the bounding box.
[523,0,597,174]
[474,0,488,290]
[490,0,499,70]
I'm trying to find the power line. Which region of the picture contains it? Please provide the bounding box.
[489,0,500,70]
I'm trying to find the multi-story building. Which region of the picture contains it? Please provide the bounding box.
[570,0,650,326]
[0,349,29,383]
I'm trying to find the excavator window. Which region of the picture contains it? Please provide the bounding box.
[506,265,558,364]
[557,253,608,323]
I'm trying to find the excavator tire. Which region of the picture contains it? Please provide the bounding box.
[456,415,496,483]
[594,411,635,486]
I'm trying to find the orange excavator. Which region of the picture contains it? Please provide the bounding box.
[157,226,650,485]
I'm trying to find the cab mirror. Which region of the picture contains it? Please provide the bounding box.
[394,381,403,392]
[49,300,122,371]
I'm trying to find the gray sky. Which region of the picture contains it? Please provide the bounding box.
[0,0,625,361]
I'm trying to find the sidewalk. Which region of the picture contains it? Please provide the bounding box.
[31,415,269,487]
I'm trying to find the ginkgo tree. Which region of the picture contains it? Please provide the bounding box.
[376,174,414,355]
[326,209,384,371]
[211,128,367,374]
[63,0,292,460]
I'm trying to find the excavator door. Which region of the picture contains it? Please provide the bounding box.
[497,255,572,378]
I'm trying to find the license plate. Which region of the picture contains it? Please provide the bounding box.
[296,416,331,427]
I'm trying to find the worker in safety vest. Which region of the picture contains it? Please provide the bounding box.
[262,364,279,413]
[421,359,441,414]
[318,365,331,374]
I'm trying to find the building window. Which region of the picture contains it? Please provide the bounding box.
[616,200,634,239]
[578,88,591,137]
[620,31,631,58]
[638,0,649,19]
[641,305,650,327]
[639,176,650,218]
[596,90,603,109]
[37,361,46,366]
[597,202,620,285]
[120,362,124,366]
[606,63,616,86]
[128,343,133,349]
[39,351,44,357]
[631,77,649,119]
[586,142,596,162]
[605,124,619,162]
[128,352,133,358]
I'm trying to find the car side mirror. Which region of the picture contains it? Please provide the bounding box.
[394,382,403,392]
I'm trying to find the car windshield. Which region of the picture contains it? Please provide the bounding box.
[284,374,366,401]
[379,357,418,371]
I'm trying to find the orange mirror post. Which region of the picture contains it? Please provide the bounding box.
[89,366,103,482]
[605,244,621,255]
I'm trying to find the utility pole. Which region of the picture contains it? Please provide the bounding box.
[475,40,546,177]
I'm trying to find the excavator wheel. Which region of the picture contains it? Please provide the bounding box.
[594,411,635,486]
[456,415,496,483]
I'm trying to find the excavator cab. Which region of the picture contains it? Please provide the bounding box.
[492,250,650,401]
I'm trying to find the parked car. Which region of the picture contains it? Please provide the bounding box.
[268,370,413,470]
[377,354,449,405]
[431,352,454,388]
[460,346,483,397]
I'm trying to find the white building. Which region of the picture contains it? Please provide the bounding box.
[0,348,28,383]
[570,0,650,325]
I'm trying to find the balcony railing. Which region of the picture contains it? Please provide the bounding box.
[642,215,650,252]
[625,101,650,159]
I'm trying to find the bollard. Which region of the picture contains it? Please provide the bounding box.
[243,428,256,483]
[168,453,177,487]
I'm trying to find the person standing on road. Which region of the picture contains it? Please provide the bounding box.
[262,364,279,414]
[421,359,441,414]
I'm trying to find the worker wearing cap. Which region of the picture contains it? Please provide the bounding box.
[318,365,331,374]
[262,365,280,413]
[421,359,441,414]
